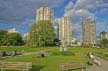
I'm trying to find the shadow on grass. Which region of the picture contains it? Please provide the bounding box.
[30,65,45,71]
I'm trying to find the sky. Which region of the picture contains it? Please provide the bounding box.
[0,0,108,40]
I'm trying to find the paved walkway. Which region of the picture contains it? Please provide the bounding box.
[87,59,108,71]
[0,49,52,59]
[22,49,51,56]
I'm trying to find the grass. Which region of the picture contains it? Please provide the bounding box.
[51,51,75,56]
[0,47,108,71]
[0,46,53,53]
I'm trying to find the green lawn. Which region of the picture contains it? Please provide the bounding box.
[0,47,108,71]
[0,46,53,52]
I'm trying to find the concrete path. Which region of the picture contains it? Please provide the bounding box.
[87,59,108,71]
[21,49,52,56]
[0,49,53,59]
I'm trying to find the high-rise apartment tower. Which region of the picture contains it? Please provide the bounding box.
[82,18,97,47]
[36,7,53,22]
[58,17,72,46]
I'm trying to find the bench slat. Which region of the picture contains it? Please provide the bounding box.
[60,62,86,71]
[0,61,32,71]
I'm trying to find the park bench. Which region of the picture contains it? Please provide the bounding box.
[0,61,32,71]
[60,62,86,71]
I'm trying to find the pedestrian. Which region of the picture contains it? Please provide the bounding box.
[11,50,17,56]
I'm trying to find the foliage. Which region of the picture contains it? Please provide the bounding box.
[0,30,8,45]
[0,30,23,46]
[100,38,108,48]
[28,21,55,47]
[53,38,60,46]
[6,33,23,46]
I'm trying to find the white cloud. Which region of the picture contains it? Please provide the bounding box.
[72,23,82,39]
[74,0,103,9]
[0,0,64,24]
[64,0,108,18]
[95,8,108,15]
[64,9,94,20]
[64,0,102,39]
[64,0,97,18]
[96,21,108,36]
[75,9,94,18]
[100,8,108,14]
[21,18,35,25]
[53,18,59,31]
[72,24,81,33]
[99,3,108,7]
[65,1,74,12]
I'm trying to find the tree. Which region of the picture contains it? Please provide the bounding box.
[0,30,23,46]
[6,33,23,46]
[0,30,8,45]
[54,38,60,46]
[100,39,108,48]
[28,20,55,47]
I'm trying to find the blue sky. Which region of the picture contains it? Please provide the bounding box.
[0,0,108,39]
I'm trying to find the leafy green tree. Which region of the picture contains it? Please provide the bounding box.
[0,30,8,45]
[54,38,60,46]
[0,30,22,46]
[28,20,55,47]
[6,33,23,46]
[100,39,108,48]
